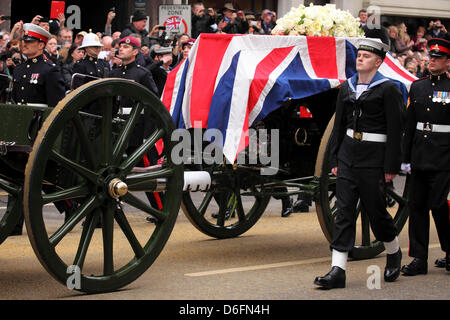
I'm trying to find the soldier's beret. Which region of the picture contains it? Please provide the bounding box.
[181,39,195,49]
[119,36,141,48]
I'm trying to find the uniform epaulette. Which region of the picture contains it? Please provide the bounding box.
[413,76,428,83]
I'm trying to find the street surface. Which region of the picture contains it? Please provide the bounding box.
[0,190,448,301]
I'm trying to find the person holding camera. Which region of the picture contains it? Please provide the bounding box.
[261,10,276,35]
[191,2,217,38]
[427,20,448,39]
[218,3,249,35]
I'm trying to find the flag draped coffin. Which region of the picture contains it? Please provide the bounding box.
[162,34,417,163]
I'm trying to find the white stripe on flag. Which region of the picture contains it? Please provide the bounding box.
[335,38,347,81]
[181,41,200,129]
[169,60,187,115]
[222,48,278,163]
[248,46,300,127]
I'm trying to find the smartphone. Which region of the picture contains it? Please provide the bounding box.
[0,16,11,21]
[50,1,66,19]
[158,26,166,30]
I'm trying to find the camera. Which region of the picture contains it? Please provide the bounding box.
[0,16,11,21]
[115,48,119,56]
[158,26,166,31]
[109,7,115,13]
[12,57,21,65]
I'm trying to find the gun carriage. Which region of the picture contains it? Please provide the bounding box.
[0,34,412,293]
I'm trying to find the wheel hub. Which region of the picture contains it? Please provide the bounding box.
[108,178,128,199]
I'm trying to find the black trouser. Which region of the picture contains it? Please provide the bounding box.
[408,170,450,259]
[331,161,398,252]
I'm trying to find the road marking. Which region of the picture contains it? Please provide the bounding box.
[185,244,442,277]
[185,257,331,277]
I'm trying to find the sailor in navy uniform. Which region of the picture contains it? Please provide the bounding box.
[9,24,66,235]
[111,36,162,218]
[401,38,450,275]
[72,32,110,90]
[314,39,404,289]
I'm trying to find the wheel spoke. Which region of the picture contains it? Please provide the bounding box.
[234,191,246,222]
[102,204,115,276]
[73,212,99,269]
[121,193,166,223]
[100,97,113,167]
[114,207,146,259]
[119,129,165,174]
[112,103,144,166]
[42,184,89,205]
[216,194,228,227]
[386,188,406,206]
[49,195,98,247]
[198,191,214,217]
[330,205,338,219]
[50,149,99,184]
[72,115,98,169]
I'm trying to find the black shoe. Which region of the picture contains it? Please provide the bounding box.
[314,266,346,289]
[292,199,309,213]
[435,257,446,268]
[281,198,293,218]
[401,258,427,276]
[384,249,402,282]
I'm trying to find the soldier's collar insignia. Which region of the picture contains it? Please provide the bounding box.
[32,58,37,63]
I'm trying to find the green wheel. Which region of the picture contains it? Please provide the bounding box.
[182,165,271,239]
[23,79,183,293]
[314,115,410,260]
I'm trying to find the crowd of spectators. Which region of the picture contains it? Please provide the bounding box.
[0,3,448,96]
[358,9,449,78]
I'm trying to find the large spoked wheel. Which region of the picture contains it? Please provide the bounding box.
[23,79,183,293]
[314,115,410,260]
[181,166,271,239]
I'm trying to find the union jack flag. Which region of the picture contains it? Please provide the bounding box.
[162,34,417,162]
[164,16,183,31]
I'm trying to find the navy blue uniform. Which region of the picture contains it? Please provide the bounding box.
[72,56,110,89]
[12,54,65,107]
[330,72,404,252]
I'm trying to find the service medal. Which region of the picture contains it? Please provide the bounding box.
[432,91,438,102]
[30,73,39,84]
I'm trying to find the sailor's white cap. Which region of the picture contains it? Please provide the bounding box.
[358,38,389,58]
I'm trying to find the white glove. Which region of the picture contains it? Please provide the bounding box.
[400,163,411,174]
